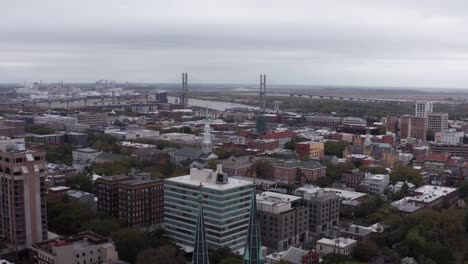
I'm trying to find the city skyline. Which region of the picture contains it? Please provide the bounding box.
[2,1,468,88]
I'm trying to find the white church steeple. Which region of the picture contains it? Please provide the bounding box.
[201,109,213,155]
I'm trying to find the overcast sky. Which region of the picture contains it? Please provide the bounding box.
[2,0,468,88]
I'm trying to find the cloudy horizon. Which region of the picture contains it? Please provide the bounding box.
[2,0,468,88]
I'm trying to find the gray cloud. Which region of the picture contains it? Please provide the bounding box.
[2,0,468,88]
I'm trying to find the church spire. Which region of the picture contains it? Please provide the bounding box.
[192,184,209,264]
[243,188,263,264]
[364,126,372,146]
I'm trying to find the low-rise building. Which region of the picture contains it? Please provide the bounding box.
[32,232,119,264]
[72,148,101,173]
[435,131,464,145]
[339,224,372,241]
[391,185,459,213]
[78,112,108,126]
[221,156,253,177]
[66,190,97,212]
[248,139,280,152]
[265,246,320,264]
[295,141,324,159]
[362,173,389,195]
[272,160,326,185]
[341,170,365,188]
[315,237,357,257]
[119,141,158,155]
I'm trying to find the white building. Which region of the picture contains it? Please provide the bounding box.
[316,237,357,257]
[32,232,119,264]
[342,117,367,127]
[164,165,254,252]
[389,181,416,193]
[107,129,160,140]
[415,101,433,118]
[159,132,199,141]
[435,131,464,145]
[323,188,368,201]
[72,148,101,173]
[363,173,389,195]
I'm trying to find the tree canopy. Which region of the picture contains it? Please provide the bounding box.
[389,166,423,186]
[324,141,348,158]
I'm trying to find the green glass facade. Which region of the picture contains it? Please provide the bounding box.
[164,180,254,251]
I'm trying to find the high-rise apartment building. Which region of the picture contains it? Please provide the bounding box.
[96,173,164,229]
[400,115,427,141]
[164,165,253,252]
[427,112,448,133]
[415,101,433,118]
[0,138,47,249]
[386,116,399,134]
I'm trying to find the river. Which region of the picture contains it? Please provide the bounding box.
[168,96,258,111]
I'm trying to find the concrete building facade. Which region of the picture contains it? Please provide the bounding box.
[256,191,309,251]
[0,139,47,249]
[295,186,340,234]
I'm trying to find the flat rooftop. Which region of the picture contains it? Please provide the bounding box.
[257,191,302,205]
[166,174,252,191]
[411,185,457,203]
[75,147,99,153]
[317,237,357,248]
[324,188,367,201]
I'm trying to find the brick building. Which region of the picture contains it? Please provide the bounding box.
[400,115,427,141]
[272,160,326,185]
[295,141,324,159]
[96,173,164,229]
[247,139,280,152]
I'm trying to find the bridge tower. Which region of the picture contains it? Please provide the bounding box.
[259,74,266,112]
[179,73,188,108]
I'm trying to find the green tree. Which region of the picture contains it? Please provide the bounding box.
[354,240,379,262]
[89,133,121,153]
[359,166,387,174]
[112,228,149,263]
[85,218,121,237]
[254,160,273,179]
[135,245,185,264]
[283,135,309,151]
[324,141,347,158]
[65,173,93,192]
[210,247,238,264]
[45,144,73,165]
[47,199,96,235]
[25,124,55,135]
[389,166,423,186]
[459,181,468,198]
[321,253,351,264]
